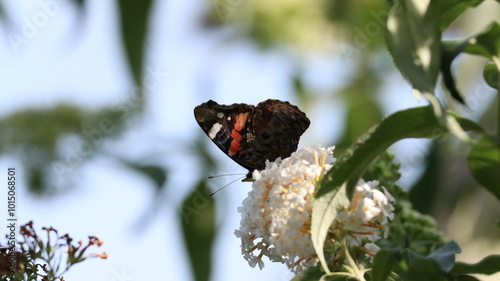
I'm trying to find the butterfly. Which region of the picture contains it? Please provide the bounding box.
[194,99,310,181]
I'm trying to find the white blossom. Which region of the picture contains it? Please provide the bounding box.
[337,179,395,248]
[363,242,381,260]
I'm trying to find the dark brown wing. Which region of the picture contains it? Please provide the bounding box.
[237,99,310,171]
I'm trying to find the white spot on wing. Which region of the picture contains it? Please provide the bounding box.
[208,123,222,139]
[227,116,231,121]
[217,112,224,118]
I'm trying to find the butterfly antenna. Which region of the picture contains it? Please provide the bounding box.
[207,173,245,179]
[208,176,246,197]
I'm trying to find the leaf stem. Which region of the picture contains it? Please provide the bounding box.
[342,238,366,281]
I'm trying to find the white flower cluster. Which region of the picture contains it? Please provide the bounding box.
[234,145,395,273]
[337,180,395,258]
[235,145,334,272]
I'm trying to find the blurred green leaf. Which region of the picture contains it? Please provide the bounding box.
[312,106,483,274]
[0,104,131,194]
[118,0,153,87]
[323,1,387,50]
[180,180,216,281]
[437,0,484,30]
[386,0,441,95]
[292,72,307,102]
[0,2,5,22]
[0,105,84,151]
[441,41,468,103]
[483,63,500,89]
[409,143,441,214]
[427,240,461,273]
[451,255,500,276]
[405,256,447,281]
[403,241,461,280]
[28,167,44,194]
[467,136,500,201]
[322,0,349,23]
[73,0,85,6]
[192,133,219,171]
[122,162,167,190]
[0,105,86,193]
[455,275,481,281]
[371,249,400,281]
[343,96,383,145]
[464,22,500,59]
[336,69,383,152]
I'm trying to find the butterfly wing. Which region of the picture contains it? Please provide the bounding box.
[242,99,310,170]
[194,100,257,171]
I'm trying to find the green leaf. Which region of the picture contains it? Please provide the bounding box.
[441,41,469,103]
[437,0,484,31]
[405,257,447,281]
[455,276,481,281]
[311,106,483,273]
[73,0,85,8]
[467,136,500,201]
[386,0,441,94]
[408,143,441,214]
[371,249,400,281]
[483,62,500,89]
[180,180,216,281]
[427,240,461,273]
[192,133,219,172]
[292,71,308,102]
[0,2,6,22]
[318,106,482,199]
[312,183,350,273]
[290,266,324,281]
[122,162,167,190]
[464,22,500,59]
[402,241,461,281]
[342,91,384,147]
[118,0,153,87]
[451,255,500,276]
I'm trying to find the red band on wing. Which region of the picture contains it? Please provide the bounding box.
[228,113,248,156]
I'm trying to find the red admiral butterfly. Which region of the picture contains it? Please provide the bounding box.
[194,99,310,181]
